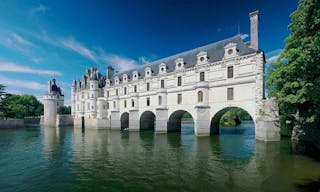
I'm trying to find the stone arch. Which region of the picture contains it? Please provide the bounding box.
[120,112,129,130]
[140,111,156,130]
[210,106,254,135]
[167,110,194,132]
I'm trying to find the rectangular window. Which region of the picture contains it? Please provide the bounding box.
[107,102,109,109]
[161,80,165,88]
[107,91,109,97]
[200,72,205,81]
[227,88,234,100]
[227,66,234,78]
[177,76,182,86]
[158,96,162,105]
[146,97,150,106]
[113,101,116,108]
[134,85,137,93]
[147,83,150,91]
[103,105,106,109]
[124,100,127,108]
[124,87,127,95]
[131,99,135,107]
[177,94,182,104]
[116,89,118,96]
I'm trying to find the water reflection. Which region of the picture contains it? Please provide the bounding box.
[1,122,319,192]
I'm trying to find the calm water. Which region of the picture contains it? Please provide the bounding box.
[1,121,320,192]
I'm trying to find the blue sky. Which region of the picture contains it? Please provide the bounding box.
[0,0,298,104]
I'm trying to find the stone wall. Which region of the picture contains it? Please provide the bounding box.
[0,119,24,129]
[56,115,74,127]
[74,117,109,129]
[24,116,40,125]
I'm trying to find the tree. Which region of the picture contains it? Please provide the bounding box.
[58,106,71,115]
[267,0,320,127]
[1,94,43,118]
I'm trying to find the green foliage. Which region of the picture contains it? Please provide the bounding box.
[220,108,251,126]
[267,0,320,127]
[58,106,71,115]
[0,94,43,118]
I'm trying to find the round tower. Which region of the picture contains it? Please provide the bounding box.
[43,79,64,127]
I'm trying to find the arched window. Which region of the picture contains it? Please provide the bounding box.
[131,99,135,107]
[198,91,203,102]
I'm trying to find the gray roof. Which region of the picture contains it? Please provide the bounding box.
[111,35,259,85]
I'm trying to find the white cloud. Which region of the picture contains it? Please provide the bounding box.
[0,75,47,91]
[266,48,283,63]
[11,33,34,47]
[240,33,248,40]
[60,38,97,62]
[101,55,139,72]
[0,59,61,76]
[139,56,150,64]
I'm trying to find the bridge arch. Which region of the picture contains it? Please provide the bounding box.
[120,112,129,130]
[167,110,194,132]
[210,106,255,135]
[140,111,156,130]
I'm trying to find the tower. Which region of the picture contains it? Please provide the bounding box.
[249,10,260,50]
[71,80,76,116]
[89,68,99,118]
[43,79,64,127]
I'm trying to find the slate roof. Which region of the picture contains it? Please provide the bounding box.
[109,35,259,85]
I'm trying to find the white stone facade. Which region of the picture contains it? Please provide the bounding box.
[71,11,280,141]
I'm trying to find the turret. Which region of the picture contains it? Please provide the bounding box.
[249,10,260,50]
[43,78,64,127]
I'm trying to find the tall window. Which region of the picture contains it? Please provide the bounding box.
[161,80,165,88]
[177,94,182,104]
[77,104,79,111]
[113,101,116,108]
[124,87,127,95]
[134,85,137,93]
[158,96,162,105]
[200,72,205,81]
[87,103,90,110]
[107,91,109,97]
[116,89,118,96]
[107,102,109,109]
[227,88,234,100]
[131,99,135,107]
[198,91,203,102]
[227,66,234,78]
[177,76,182,86]
[147,83,150,91]
[146,97,150,106]
[124,100,127,108]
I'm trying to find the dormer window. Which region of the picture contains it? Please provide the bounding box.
[114,76,119,85]
[106,79,111,86]
[224,43,238,59]
[175,58,184,70]
[123,74,128,83]
[159,63,167,74]
[145,67,152,78]
[132,71,138,81]
[197,51,208,65]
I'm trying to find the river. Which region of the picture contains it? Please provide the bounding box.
[0,121,319,192]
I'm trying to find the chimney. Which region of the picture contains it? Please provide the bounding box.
[106,66,114,80]
[249,10,260,50]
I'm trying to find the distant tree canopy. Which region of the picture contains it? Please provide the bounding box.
[58,106,71,115]
[220,108,251,126]
[0,94,43,119]
[267,0,320,127]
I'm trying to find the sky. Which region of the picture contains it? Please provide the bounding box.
[0,0,298,105]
